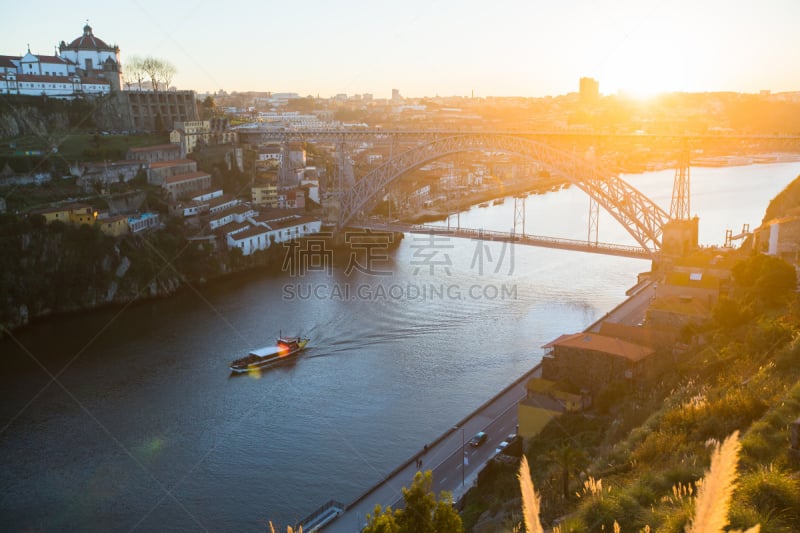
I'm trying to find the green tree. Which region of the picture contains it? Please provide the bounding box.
[546,444,589,500]
[712,297,751,329]
[363,505,400,533]
[396,471,437,533]
[200,95,217,119]
[363,471,463,533]
[732,253,796,307]
[432,498,463,533]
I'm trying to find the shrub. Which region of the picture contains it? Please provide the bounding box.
[731,468,800,530]
[774,336,800,374]
[692,388,769,442]
[579,492,644,532]
[712,297,752,329]
[630,431,688,466]
[656,505,693,533]
[739,428,778,468]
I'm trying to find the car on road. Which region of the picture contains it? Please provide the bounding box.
[496,434,522,457]
[468,431,487,447]
[494,440,510,454]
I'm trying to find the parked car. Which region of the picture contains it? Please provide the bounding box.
[499,434,523,457]
[469,431,488,447]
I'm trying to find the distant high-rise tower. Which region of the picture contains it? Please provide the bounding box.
[579,77,599,103]
[391,88,402,102]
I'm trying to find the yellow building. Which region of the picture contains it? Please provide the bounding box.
[33,206,71,224]
[97,215,129,237]
[170,120,211,156]
[252,181,279,207]
[518,378,585,440]
[31,203,95,225]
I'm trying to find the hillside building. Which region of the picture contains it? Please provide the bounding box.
[754,215,800,265]
[541,332,656,393]
[0,24,120,97]
[1,23,199,131]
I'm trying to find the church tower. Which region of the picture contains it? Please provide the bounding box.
[59,23,123,91]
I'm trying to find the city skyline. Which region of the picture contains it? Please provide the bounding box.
[2,0,799,99]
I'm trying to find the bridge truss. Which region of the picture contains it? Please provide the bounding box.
[336,134,671,256]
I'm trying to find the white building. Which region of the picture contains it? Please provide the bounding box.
[128,212,160,233]
[58,24,122,90]
[0,24,121,98]
[226,215,322,256]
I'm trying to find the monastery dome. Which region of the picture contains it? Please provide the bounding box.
[63,24,113,51]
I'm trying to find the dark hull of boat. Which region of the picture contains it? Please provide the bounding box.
[229,348,303,373]
[229,338,309,373]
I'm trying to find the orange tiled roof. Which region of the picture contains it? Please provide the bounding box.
[16,74,75,83]
[35,55,73,65]
[543,332,654,362]
[149,159,195,169]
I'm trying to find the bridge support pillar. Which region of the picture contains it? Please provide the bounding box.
[670,147,691,220]
[279,142,296,186]
[322,193,341,227]
[514,195,526,236]
[661,217,699,257]
[588,196,599,245]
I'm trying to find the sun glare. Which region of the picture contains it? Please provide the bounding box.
[599,17,702,102]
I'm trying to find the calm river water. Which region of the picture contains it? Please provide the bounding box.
[1,162,798,531]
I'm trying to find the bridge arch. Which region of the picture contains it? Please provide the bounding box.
[336,134,670,255]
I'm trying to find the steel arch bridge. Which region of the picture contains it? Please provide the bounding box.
[335,133,670,255]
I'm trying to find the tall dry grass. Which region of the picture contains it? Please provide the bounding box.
[518,455,543,533]
[268,522,302,533]
[517,431,761,533]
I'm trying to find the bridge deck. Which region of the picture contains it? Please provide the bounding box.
[352,222,653,260]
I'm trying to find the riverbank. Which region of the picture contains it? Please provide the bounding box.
[0,228,403,337]
[401,174,567,225]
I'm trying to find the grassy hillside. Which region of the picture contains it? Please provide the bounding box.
[463,253,800,532]
[763,174,800,222]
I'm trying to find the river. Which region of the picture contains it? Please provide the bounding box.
[1,162,798,531]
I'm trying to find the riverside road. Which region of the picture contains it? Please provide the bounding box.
[319,365,537,533]
[317,281,655,532]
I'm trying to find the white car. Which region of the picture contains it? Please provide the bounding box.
[495,434,519,455]
[494,441,509,455]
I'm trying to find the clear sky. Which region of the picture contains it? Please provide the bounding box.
[2,0,799,98]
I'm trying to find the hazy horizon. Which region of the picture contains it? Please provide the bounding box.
[2,0,799,99]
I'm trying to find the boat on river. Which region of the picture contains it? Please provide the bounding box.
[493,198,504,205]
[229,336,310,373]
[478,202,489,208]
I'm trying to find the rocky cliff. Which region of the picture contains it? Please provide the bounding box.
[0,94,129,139]
[0,217,286,334]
